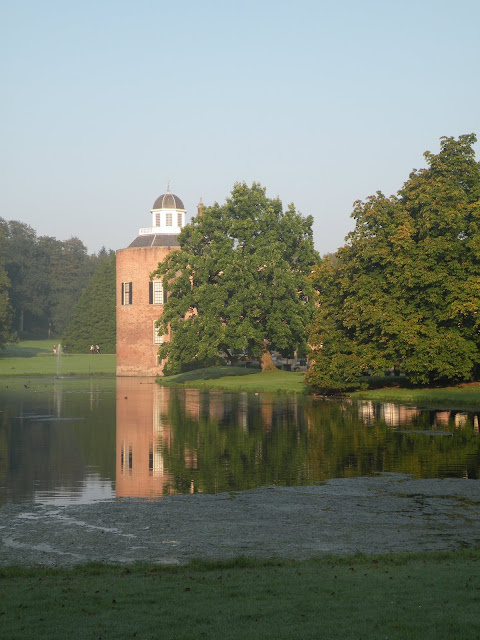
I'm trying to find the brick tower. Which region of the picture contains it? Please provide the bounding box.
[116,186,186,376]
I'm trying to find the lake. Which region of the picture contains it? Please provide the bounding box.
[0,377,478,505]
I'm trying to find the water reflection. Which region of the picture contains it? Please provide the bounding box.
[355,399,479,432]
[0,377,478,505]
[0,378,116,505]
[115,380,480,499]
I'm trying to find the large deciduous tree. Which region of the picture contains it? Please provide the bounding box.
[307,134,480,391]
[152,182,318,374]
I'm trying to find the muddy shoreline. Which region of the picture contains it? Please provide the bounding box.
[1,475,479,567]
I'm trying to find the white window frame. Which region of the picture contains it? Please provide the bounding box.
[153,321,165,345]
[122,282,132,305]
[153,280,163,305]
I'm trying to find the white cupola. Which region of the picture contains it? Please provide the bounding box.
[138,184,186,236]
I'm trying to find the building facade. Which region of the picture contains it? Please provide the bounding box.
[116,188,186,376]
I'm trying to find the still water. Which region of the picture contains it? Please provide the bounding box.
[0,377,479,505]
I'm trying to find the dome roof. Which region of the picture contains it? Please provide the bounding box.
[152,190,185,210]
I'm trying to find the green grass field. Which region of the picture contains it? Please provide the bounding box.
[0,340,116,376]
[1,551,479,640]
[157,366,308,393]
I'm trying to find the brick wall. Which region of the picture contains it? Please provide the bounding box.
[116,245,175,376]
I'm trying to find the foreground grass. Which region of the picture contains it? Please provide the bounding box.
[157,366,307,393]
[1,551,479,640]
[0,340,116,376]
[352,384,480,411]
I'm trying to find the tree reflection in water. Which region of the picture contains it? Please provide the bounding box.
[115,379,480,499]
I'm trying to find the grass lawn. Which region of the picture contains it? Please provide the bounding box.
[0,340,116,376]
[352,384,480,411]
[1,551,479,640]
[157,366,308,394]
[157,366,480,407]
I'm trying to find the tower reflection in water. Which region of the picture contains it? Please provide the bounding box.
[116,378,174,499]
[115,380,283,498]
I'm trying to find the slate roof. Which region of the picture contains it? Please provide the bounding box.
[128,234,181,248]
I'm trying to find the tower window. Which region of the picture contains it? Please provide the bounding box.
[122,282,132,305]
[153,321,165,345]
[120,442,133,474]
[166,212,173,226]
[155,213,161,226]
[149,281,166,304]
[177,213,183,227]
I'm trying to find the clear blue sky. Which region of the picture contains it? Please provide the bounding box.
[2,0,479,256]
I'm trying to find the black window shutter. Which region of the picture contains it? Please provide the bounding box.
[149,281,153,304]
[163,288,168,304]
[130,282,133,304]
[121,284,124,305]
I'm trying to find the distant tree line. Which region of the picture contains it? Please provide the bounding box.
[0,218,116,351]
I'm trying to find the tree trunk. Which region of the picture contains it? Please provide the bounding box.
[223,349,234,365]
[261,349,277,372]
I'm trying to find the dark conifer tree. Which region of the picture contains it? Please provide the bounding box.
[62,253,116,353]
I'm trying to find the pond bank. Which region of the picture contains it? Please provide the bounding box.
[157,367,480,408]
[351,383,480,411]
[1,475,479,568]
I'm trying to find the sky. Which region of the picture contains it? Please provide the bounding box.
[1,0,479,257]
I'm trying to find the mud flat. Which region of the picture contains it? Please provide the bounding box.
[1,475,479,567]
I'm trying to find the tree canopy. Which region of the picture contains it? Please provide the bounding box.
[152,182,319,374]
[306,134,480,391]
[62,252,116,353]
